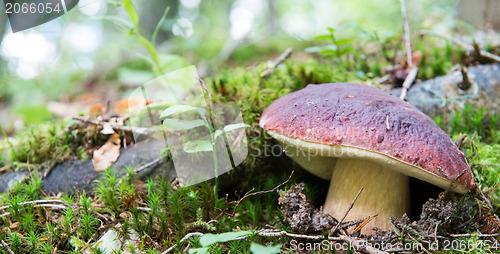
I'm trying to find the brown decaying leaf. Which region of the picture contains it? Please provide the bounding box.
[92,132,121,172]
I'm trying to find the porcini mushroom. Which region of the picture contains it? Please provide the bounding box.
[260,83,475,234]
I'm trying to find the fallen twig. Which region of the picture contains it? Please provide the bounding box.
[446,168,467,193]
[0,199,70,211]
[0,200,71,219]
[134,155,166,175]
[450,233,500,237]
[161,232,204,254]
[1,240,14,254]
[73,116,150,135]
[163,229,389,254]
[420,30,500,62]
[261,230,389,254]
[353,215,378,234]
[260,48,293,77]
[399,67,418,100]
[400,0,412,67]
[115,154,167,187]
[455,133,468,148]
[398,0,418,100]
[330,187,364,235]
[477,187,500,230]
[407,234,432,254]
[458,67,472,90]
[213,170,294,220]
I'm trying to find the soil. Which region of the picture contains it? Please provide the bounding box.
[279,183,500,252]
[278,183,336,233]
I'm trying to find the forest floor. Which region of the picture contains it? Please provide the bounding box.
[1,28,500,253]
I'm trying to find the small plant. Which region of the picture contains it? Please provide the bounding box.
[189,231,251,254]
[306,24,397,77]
[104,0,189,78]
[159,87,249,195]
[188,231,282,254]
[94,167,123,215]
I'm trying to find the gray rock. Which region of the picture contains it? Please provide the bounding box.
[391,64,500,117]
[0,139,176,194]
[42,139,176,195]
[0,170,30,193]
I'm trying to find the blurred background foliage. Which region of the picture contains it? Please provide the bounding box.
[0,1,499,252]
[0,0,498,131]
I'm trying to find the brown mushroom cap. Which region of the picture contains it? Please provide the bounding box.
[260,83,475,192]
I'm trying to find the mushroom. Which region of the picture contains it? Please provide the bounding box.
[259,83,475,234]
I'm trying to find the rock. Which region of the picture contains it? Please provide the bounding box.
[42,139,176,195]
[88,223,140,254]
[0,170,30,193]
[391,63,500,117]
[0,139,176,194]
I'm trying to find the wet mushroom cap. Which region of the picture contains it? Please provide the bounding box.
[259,83,475,192]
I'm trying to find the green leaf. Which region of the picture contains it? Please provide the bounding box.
[117,67,155,86]
[152,7,170,45]
[305,45,338,53]
[214,123,249,139]
[311,34,332,41]
[163,118,206,130]
[159,54,192,72]
[123,0,139,26]
[336,38,354,45]
[189,247,208,254]
[199,231,252,247]
[126,50,155,66]
[100,16,133,30]
[250,242,282,254]
[144,102,174,111]
[134,34,160,67]
[183,140,213,153]
[160,105,205,119]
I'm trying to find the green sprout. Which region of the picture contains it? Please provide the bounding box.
[160,99,249,195]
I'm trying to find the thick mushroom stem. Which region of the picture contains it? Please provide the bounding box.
[323,159,410,234]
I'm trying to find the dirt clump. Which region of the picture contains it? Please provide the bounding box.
[279,183,500,252]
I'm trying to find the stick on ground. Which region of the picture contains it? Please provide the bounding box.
[163,229,389,254]
[329,187,364,235]
[420,30,500,63]
[398,0,419,100]
[399,67,418,100]
[260,48,293,77]
[1,240,14,254]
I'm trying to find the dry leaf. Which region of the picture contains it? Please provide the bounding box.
[101,123,115,135]
[100,117,125,134]
[89,103,104,117]
[412,50,423,66]
[114,97,150,114]
[92,133,121,172]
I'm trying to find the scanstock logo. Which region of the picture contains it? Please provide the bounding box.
[3,0,79,32]
[127,66,249,187]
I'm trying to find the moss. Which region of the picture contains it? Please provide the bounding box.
[206,58,360,171]
[434,104,500,214]
[415,40,465,80]
[0,122,72,171]
[0,49,499,253]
